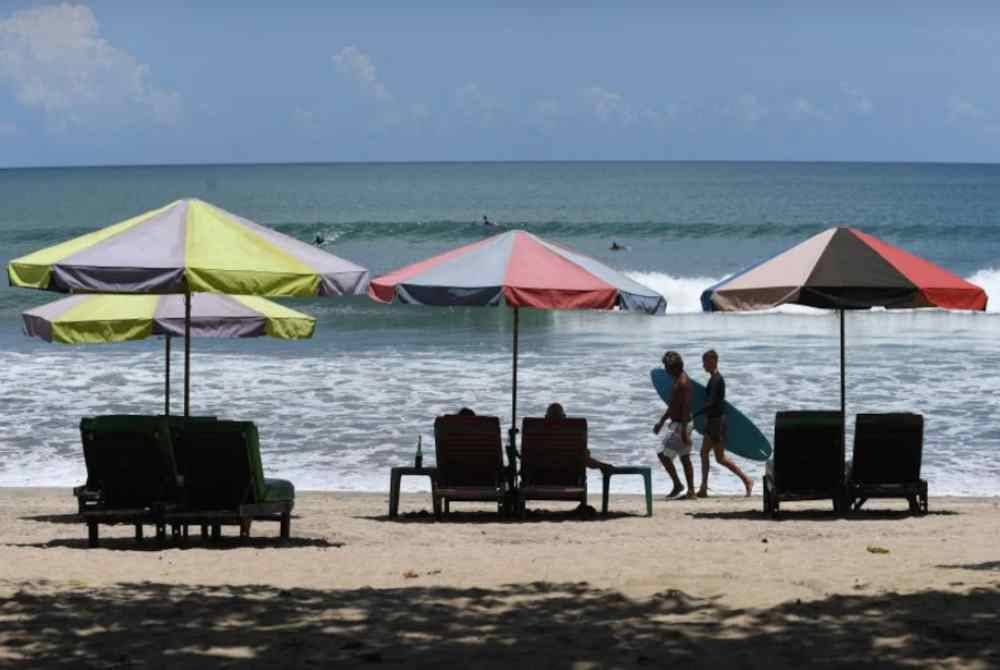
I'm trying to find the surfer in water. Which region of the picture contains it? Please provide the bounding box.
[482,214,495,227]
[694,350,753,497]
[610,240,625,251]
[653,351,697,499]
[313,232,325,246]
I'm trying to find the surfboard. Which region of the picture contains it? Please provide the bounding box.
[650,368,772,462]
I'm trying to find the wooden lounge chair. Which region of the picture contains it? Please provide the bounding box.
[763,411,845,517]
[847,413,927,514]
[163,420,295,541]
[517,417,588,516]
[77,415,183,547]
[432,415,506,518]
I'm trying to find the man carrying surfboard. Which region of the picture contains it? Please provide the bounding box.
[694,350,753,498]
[653,351,697,499]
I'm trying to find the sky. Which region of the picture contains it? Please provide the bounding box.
[1,2,1000,167]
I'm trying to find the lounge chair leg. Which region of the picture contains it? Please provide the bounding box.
[182,525,189,539]
[444,499,450,515]
[135,524,143,542]
[432,495,442,520]
[211,524,221,540]
[88,522,99,548]
[280,512,291,540]
[201,524,209,539]
[239,520,250,539]
[156,524,166,542]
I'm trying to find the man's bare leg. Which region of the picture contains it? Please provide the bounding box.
[697,439,713,497]
[713,443,753,496]
[680,455,697,499]
[657,453,684,498]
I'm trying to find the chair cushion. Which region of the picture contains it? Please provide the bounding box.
[262,478,295,503]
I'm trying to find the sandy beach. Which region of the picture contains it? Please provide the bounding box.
[0,488,998,668]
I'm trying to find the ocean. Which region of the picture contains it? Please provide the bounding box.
[1,161,998,496]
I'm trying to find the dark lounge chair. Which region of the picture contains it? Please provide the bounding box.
[847,413,927,514]
[432,415,506,518]
[163,420,295,541]
[77,415,182,547]
[763,411,845,517]
[517,417,588,516]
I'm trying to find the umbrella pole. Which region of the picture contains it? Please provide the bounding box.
[511,306,519,446]
[165,335,171,416]
[840,308,846,454]
[184,291,191,417]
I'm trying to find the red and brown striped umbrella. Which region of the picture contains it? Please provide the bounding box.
[701,226,988,446]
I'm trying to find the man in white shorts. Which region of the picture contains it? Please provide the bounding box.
[654,351,696,499]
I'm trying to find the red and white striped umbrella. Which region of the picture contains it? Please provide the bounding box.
[370,229,664,457]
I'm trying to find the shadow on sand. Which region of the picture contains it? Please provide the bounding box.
[0,579,997,668]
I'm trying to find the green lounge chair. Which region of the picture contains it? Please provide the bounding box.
[432,415,506,518]
[763,411,845,517]
[517,417,588,516]
[847,413,927,514]
[77,415,183,547]
[163,420,294,541]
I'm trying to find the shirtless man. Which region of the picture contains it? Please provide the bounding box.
[653,351,696,499]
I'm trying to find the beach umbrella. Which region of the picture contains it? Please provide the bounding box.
[700,226,988,446]
[22,293,316,415]
[8,198,368,415]
[369,229,665,455]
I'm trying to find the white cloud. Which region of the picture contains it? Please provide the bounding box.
[0,120,15,135]
[948,95,989,122]
[334,45,392,103]
[455,83,500,125]
[841,83,873,115]
[787,97,833,122]
[0,3,181,127]
[581,86,633,125]
[292,108,320,129]
[726,94,768,124]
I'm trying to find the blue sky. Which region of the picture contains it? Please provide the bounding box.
[1,2,999,166]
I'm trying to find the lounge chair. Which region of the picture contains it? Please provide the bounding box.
[163,420,295,541]
[432,415,506,518]
[77,415,183,547]
[517,417,588,516]
[763,411,845,517]
[847,413,927,514]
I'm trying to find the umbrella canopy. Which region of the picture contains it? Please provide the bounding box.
[701,226,988,448]
[23,293,316,344]
[369,229,665,313]
[8,198,368,415]
[700,227,987,312]
[23,293,316,415]
[8,198,368,297]
[370,229,665,475]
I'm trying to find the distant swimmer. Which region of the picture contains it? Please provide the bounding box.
[313,233,325,246]
[483,215,495,227]
[610,241,626,251]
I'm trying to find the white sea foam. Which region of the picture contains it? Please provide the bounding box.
[2,305,1000,498]
[968,268,1000,312]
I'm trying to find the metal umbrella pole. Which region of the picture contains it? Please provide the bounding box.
[184,290,191,417]
[164,335,171,416]
[506,306,520,493]
[839,308,846,455]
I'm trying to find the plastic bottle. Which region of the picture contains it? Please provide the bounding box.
[414,434,423,468]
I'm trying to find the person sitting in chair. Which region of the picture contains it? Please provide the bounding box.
[545,403,613,473]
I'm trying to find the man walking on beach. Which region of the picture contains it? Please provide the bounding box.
[694,350,753,497]
[654,351,696,499]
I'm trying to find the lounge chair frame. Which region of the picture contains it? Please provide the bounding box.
[431,415,506,518]
[516,417,588,516]
[846,413,928,515]
[763,410,846,518]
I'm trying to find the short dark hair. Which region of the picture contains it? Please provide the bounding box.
[703,349,718,362]
[545,402,566,421]
[662,350,683,373]
[457,407,476,416]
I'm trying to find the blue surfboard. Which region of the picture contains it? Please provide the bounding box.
[650,368,771,462]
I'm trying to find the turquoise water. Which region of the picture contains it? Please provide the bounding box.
[1,162,998,495]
